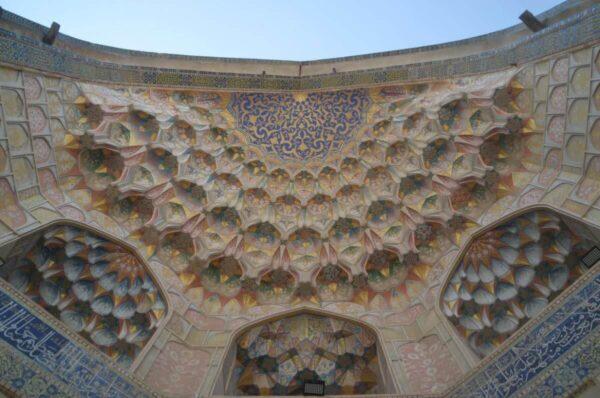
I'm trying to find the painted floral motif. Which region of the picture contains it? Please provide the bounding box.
[538,149,561,186]
[551,58,569,82]
[33,137,52,164]
[398,335,463,394]
[548,85,567,113]
[58,204,85,221]
[38,168,64,205]
[546,116,565,146]
[575,156,600,202]
[229,90,370,161]
[518,188,545,207]
[24,75,43,101]
[0,178,27,229]
[49,66,540,313]
[28,106,48,135]
[145,342,210,397]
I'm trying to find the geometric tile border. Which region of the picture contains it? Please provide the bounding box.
[0,280,156,398]
[0,342,73,398]
[0,5,597,90]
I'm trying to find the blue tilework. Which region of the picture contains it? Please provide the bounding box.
[0,6,597,90]
[448,272,600,398]
[0,289,153,397]
[229,90,369,161]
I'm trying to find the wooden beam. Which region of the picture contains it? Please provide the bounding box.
[519,10,546,32]
[42,22,60,45]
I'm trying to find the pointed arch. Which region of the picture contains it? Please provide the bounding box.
[0,220,170,369]
[439,205,600,358]
[212,306,398,396]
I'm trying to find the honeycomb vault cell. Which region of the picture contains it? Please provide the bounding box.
[230,312,384,396]
[442,209,599,357]
[53,67,540,312]
[0,2,599,396]
[0,223,166,367]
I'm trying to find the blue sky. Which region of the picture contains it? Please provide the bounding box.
[1,0,563,61]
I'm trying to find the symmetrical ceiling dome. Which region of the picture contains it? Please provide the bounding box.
[0,3,599,397]
[53,68,537,312]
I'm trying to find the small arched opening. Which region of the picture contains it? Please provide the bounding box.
[213,307,398,396]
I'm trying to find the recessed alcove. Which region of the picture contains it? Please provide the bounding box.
[441,207,600,358]
[212,308,398,396]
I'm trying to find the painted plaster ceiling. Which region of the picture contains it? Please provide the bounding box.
[48,66,540,313]
[442,209,595,357]
[0,1,599,395]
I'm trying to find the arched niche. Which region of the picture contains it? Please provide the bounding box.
[440,206,600,358]
[0,220,169,369]
[212,307,398,396]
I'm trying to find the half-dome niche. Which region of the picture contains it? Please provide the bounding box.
[0,222,167,368]
[217,309,397,396]
[441,208,600,358]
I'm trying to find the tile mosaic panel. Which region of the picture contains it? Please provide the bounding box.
[229,90,370,161]
[0,4,598,397]
[0,223,167,368]
[0,339,73,397]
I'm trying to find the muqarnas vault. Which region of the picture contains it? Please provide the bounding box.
[0,1,599,397]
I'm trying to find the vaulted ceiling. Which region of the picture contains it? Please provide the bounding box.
[0,2,599,397]
[51,68,538,314]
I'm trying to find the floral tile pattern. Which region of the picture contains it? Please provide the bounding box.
[230,90,370,161]
[448,268,600,398]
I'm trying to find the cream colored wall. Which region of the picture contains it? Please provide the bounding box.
[0,39,599,398]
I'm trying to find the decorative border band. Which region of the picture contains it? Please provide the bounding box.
[0,5,598,91]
